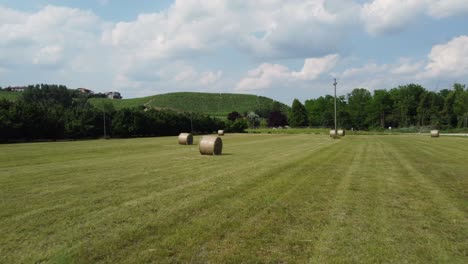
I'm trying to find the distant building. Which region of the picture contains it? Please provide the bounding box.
[77,88,94,94]
[10,86,26,92]
[105,92,122,99]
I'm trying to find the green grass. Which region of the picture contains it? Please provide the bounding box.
[90,92,289,116]
[247,127,330,134]
[1,135,467,263]
[248,127,468,135]
[0,91,21,101]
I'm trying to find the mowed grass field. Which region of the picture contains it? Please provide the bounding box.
[1,134,467,263]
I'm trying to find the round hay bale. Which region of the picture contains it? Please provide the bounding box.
[199,136,222,155]
[218,130,225,136]
[338,129,345,136]
[329,130,337,137]
[431,130,439,138]
[178,133,193,145]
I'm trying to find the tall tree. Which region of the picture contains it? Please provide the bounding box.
[452,83,468,128]
[289,99,308,127]
[367,89,393,128]
[390,84,426,127]
[246,112,260,128]
[227,111,242,121]
[267,111,288,127]
[347,88,372,129]
[417,91,444,127]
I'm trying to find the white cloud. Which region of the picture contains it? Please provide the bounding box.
[342,63,390,79]
[112,60,224,96]
[338,59,426,92]
[1,2,466,100]
[428,0,468,18]
[293,55,340,80]
[33,45,64,65]
[102,0,359,60]
[424,35,468,78]
[235,63,291,91]
[0,6,27,24]
[361,0,468,35]
[236,54,339,91]
[0,5,104,67]
[336,36,468,92]
[361,0,426,35]
[200,71,223,85]
[113,74,141,90]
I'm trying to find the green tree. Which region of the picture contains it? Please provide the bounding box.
[267,111,288,127]
[417,91,444,127]
[227,111,242,121]
[305,95,348,128]
[225,119,248,132]
[452,83,468,128]
[367,89,393,128]
[347,88,372,129]
[22,84,73,108]
[246,112,260,128]
[289,99,308,127]
[390,84,426,127]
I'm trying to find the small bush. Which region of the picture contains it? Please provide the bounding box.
[225,119,248,133]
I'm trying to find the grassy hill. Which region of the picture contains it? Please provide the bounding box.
[0,90,290,117]
[0,91,21,101]
[90,92,290,117]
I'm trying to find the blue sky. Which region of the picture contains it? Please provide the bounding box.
[1,0,467,104]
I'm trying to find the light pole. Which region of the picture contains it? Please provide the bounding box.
[190,112,193,134]
[103,109,107,138]
[333,78,338,137]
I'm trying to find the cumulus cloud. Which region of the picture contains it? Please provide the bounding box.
[338,59,425,92]
[336,36,468,92]
[235,64,291,91]
[361,0,468,35]
[113,61,224,96]
[424,35,468,78]
[293,55,340,80]
[1,2,467,99]
[200,71,223,85]
[33,45,64,65]
[0,5,104,68]
[361,0,426,35]
[102,0,359,59]
[342,58,423,79]
[236,54,339,91]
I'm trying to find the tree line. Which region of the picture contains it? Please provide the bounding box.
[0,84,234,142]
[1,83,467,142]
[287,83,467,130]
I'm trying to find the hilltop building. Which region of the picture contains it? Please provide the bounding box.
[106,91,122,99]
[10,86,26,92]
[77,88,94,94]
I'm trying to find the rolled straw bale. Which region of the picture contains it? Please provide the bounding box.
[329,130,337,137]
[178,133,193,145]
[431,130,439,138]
[338,129,345,136]
[218,130,225,136]
[199,136,223,155]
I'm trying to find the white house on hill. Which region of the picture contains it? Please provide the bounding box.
[105,92,122,99]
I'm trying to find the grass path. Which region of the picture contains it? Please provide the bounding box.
[0,135,467,263]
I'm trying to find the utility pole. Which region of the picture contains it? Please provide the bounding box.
[103,109,107,138]
[333,78,338,137]
[190,112,193,134]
